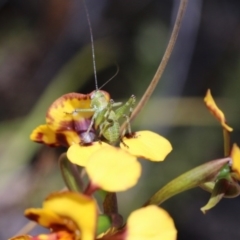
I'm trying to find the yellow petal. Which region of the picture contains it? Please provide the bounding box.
[59,131,82,146]
[30,125,60,146]
[43,192,97,240]
[86,146,141,192]
[231,144,240,180]
[46,93,93,132]
[30,125,81,147]
[67,142,109,167]
[120,131,172,161]
[126,205,177,240]
[204,89,233,132]
[24,208,74,231]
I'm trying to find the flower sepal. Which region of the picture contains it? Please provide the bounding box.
[144,157,230,206]
[200,178,240,214]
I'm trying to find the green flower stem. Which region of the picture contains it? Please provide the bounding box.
[144,157,230,206]
[223,128,230,156]
[59,153,83,192]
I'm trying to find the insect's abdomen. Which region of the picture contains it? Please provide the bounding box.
[101,111,120,144]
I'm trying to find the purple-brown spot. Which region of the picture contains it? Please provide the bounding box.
[25,212,40,222]
[35,132,44,141]
[56,133,70,147]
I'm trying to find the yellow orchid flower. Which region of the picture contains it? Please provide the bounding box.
[204,89,233,132]
[125,205,177,240]
[30,92,98,147]
[10,192,97,240]
[11,193,176,240]
[85,145,141,192]
[98,205,177,240]
[67,131,172,192]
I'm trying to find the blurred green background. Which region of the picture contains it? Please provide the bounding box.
[1,0,240,239]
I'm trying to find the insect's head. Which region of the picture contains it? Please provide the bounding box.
[90,90,111,109]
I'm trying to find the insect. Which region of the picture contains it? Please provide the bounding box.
[72,1,136,145]
[74,90,136,144]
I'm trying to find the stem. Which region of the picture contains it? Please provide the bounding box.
[103,192,118,214]
[59,153,84,192]
[223,128,230,156]
[84,182,99,195]
[126,0,188,125]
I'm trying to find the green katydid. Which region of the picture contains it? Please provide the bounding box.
[75,0,187,145]
[71,1,136,145]
[79,90,136,144]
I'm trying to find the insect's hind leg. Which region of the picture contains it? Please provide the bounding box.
[115,95,136,136]
[98,118,114,138]
[120,114,132,136]
[115,95,136,119]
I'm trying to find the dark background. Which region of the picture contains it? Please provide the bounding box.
[1,0,240,239]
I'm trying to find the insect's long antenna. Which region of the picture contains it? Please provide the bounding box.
[99,64,120,90]
[82,0,98,90]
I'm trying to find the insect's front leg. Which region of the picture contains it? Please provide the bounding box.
[72,108,95,114]
[70,108,97,142]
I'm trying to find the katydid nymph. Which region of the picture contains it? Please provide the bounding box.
[79,90,136,145]
[72,1,136,145]
[74,0,186,145]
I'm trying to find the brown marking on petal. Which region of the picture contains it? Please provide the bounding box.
[25,212,40,222]
[124,132,137,139]
[46,92,93,132]
[56,133,71,147]
[80,140,95,146]
[49,223,70,232]
[35,132,44,142]
[49,93,91,110]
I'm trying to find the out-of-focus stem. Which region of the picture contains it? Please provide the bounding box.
[223,128,230,157]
